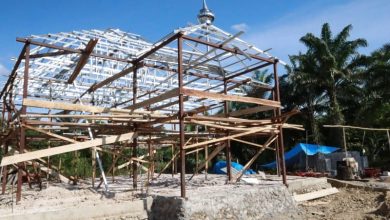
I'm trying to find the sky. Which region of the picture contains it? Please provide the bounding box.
[0,0,389,80]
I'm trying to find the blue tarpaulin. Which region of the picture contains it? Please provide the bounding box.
[261,143,340,169]
[213,161,256,175]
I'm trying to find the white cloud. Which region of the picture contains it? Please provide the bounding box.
[0,63,9,75]
[231,23,249,32]
[244,0,390,65]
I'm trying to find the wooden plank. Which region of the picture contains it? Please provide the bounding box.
[233,135,278,182]
[68,39,98,83]
[214,105,275,117]
[125,88,179,110]
[294,187,339,202]
[231,138,274,150]
[23,124,77,143]
[184,126,278,150]
[21,114,144,119]
[151,96,189,111]
[0,132,137,166]
[189,119,250,131]
[23,99,164,116]
[189,143,225,180]
[187,115,271,124]
[182,88,281,107]
[323,125,389,131]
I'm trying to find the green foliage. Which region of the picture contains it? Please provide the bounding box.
[282,23,389,168]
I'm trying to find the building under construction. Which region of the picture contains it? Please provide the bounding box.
[0,0,301,204]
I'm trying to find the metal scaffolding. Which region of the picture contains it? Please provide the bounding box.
[0,1,300,203]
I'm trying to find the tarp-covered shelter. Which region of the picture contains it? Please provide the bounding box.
[261,143,340,170]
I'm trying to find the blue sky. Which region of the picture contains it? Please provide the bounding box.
[0,0,389,79]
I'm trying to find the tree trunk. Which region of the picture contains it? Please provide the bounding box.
[327,87,344,147]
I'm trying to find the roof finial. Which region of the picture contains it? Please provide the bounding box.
[197,0,215,25]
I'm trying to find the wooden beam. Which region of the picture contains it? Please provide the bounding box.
[214,105,275,117]
[231,138,274,150]
[151,96,189,111]
[233,135,278,182]
[68,39,98,83]
[22,99,164,116]
[182,88,281,107]
[125,88,179,110]
[294,188,339,202]
[189,119,250,131]
[23,124,77,143]
[323,125,389,131]
[189,143,225,180]
[184,126,278,150]
[0,132,137,166]
[157,151,180,178]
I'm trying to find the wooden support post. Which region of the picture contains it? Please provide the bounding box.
[343,127,347,157]
[273,60,287,186]
[178,35,186,198]
[132,64,138,189]
[16,43,30,203]
[91,146,96,186]
[112,152,115,182]
[171,144,175,177]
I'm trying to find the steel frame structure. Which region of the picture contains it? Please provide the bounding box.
[0,22,300,202]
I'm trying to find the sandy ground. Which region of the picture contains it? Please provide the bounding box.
[298,188,390,220]
[1,174,389,219]
[0,173,296,217]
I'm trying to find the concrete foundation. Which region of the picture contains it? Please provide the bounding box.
[150,185,298,220]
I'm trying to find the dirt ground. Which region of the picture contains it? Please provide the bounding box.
[298,188,390,220]
[1,174,389,219]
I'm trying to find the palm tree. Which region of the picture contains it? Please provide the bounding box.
[282,53,327,144]
[298,23,367,147]
[356,43,390,127]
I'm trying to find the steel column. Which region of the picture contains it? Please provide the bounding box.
[223,79,232,182]
[272,60,287,185]
[17,43,30,203]
[178,35,186,198]
[132,64,138,189]
[1,97,9,194]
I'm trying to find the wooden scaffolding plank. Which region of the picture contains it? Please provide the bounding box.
[214,105,275,117]
[125,88,179,110]
[23,99,163,116]
[294,187,339,202]
[23,124,77,143]
[0,132,137,166]
[184,126,278,150]
[182,88,281,107]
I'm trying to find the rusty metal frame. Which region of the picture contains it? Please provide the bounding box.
[0,22,294,202]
